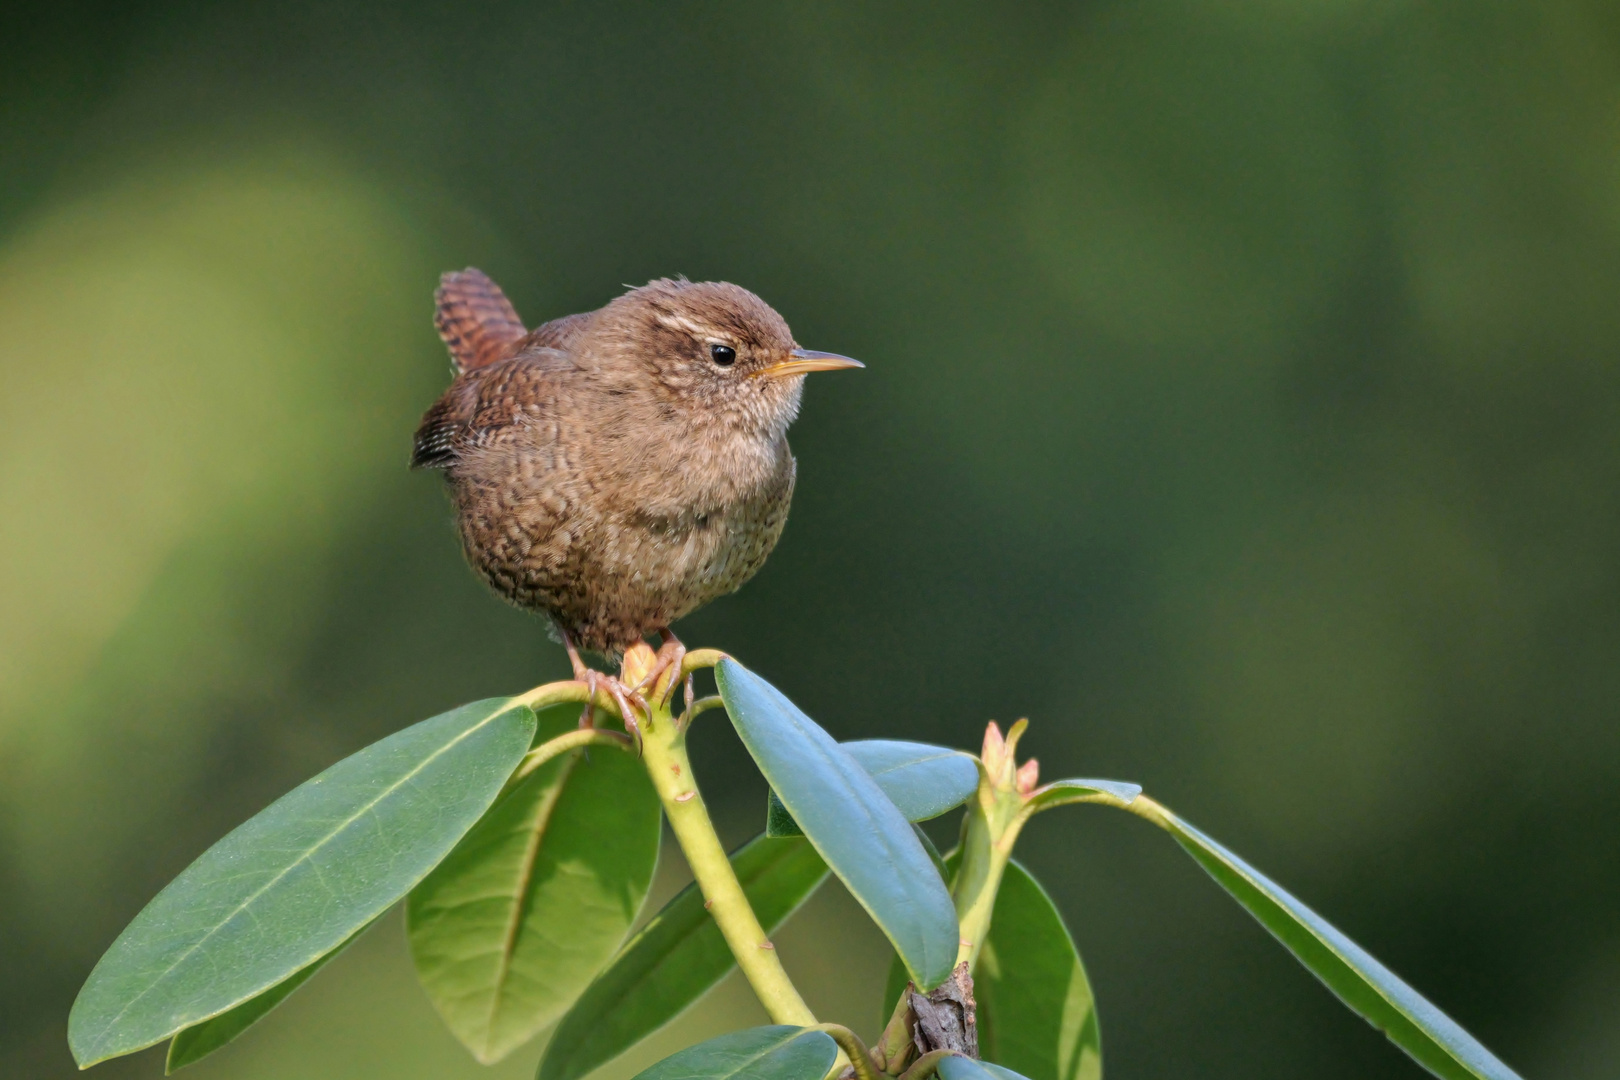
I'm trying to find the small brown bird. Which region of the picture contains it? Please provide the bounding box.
[412,269,861,708]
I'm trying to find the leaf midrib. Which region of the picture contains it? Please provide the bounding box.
[479,747,584,1053]
[862,749,965,778]
[713,1032,816,1080]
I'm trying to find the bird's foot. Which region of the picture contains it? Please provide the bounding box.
[601,678,646,753]
[629,629,687,710]
[563,630,648,750]
[562,630,600,730]
[578,668,648,752]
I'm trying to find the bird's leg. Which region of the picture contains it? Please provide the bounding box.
[562,629,600,730]
[601,678,645,753]
[563,629,648,749]
[631,627,688,709]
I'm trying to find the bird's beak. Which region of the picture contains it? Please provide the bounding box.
[754,348,865,379]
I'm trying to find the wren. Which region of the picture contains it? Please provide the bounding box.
[411,269,861,697]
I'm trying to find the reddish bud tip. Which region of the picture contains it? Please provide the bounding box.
[982,721,1006,769]
[1016,757,1040,796]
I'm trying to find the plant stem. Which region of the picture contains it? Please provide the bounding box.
[951,801,1018,971]
[812,1025,881,1080]
[637,690,816,1026]
[505,728,632,789]
[1119,792,1173,828]
[895,1050,956,1080]
[677,695,726,732]
[952,723,1033,970]
[514,679,614,713]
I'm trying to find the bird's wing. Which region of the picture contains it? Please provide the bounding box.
[411,350,572,469]
[434,268,528,372]
[521,311,592,352]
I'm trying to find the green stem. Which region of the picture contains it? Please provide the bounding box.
[895,1049,956,1080]
[638,697,816,1026]
[506,728,632,789]
[952,770,1026,970]
[678,695,726,732]
[813,1025,881,1080]
[514,663,811,1024]
[1120,792,1172,826]
[513,679,614,713]
[876,736,1031,1067]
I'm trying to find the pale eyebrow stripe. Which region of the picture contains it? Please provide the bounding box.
[655,313,730,341]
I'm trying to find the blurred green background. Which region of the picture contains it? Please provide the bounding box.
[4,1,1617,1077]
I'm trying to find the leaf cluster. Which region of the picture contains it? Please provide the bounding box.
[68,653,1523,1080]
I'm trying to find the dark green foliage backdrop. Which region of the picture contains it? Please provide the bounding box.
[3,1,1616,1077]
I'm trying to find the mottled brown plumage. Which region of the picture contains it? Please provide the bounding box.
[412,269,861,658]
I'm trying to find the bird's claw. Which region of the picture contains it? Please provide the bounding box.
[574,668,646,752]
[602,678,647,754]
[562,628,644,750]
[629,629,688,709]
[577,670,599,729]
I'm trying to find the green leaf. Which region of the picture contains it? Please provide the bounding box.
[940,1057,1035,1080]
[765,789,801,838]
[884,856,1100,1080]
[165,920,372,1072]
[913,824,949,883]
[1159,809,1522,1080]
[980,1063,1038,1080]
[631,1026,837,1080]
[1023,779,1142,816]
[937,1057,1002,1080]
[68,697,536,1067]
[766,740,979,837]
[974,861,1100,1080]
[540,834,829,1080]
[406,705,660,1063]
[716,659,959,990]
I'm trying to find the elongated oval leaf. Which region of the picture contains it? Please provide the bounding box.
[941,1057,1034,1080]
[884,856,1100,1080]
[716,659,959,990]
[632,1026,836,1080]
[68,697,536,1067]
[1158,808,1521,1080]
[849,741,980,820]
[766,740,979,837]
[913,824,949,883]
[540,834,829,1080]
[980,1063,1037,1080]
[166,919,373,1072]
[974,860,1100,1080]
[406,705,660,1063]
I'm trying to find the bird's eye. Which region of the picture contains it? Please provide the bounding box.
[709,344,737,367]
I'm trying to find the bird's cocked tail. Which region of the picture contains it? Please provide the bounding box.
[434,267,527,373]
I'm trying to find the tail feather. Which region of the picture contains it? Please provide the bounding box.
[434,268,527,372]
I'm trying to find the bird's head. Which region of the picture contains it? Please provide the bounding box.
[584,278,862,441]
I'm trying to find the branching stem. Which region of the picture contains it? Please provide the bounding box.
[952,747,1030,969]
[812,1025,881,1080]
[514,656,813,1025]
[678,695,726,732]
[513,679,615,714]
[629,650,816,1027]
[679,648,729,677]
[505,728,633,789]
[895,1049,957,1080]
